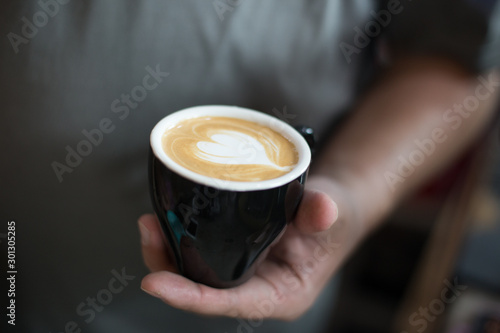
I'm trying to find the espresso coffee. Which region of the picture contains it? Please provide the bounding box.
[162,116,298,182]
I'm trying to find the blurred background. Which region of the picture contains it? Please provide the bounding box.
[328,123,500,332]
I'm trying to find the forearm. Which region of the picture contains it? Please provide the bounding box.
[311,57,499,236]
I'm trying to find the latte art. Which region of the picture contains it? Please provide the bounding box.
[162,117,298,182]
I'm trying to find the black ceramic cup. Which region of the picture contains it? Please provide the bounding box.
[149,105,313,288]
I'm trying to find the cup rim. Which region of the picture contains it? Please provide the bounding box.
[150,105,311,191]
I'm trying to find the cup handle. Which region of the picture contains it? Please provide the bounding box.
[294,125,316,156]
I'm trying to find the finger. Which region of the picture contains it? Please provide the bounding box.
[141,271,243,317]
[138,214,178,273]
[293,189,338,234]
[140,261,309,320]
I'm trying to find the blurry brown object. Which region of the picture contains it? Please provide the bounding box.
[327,95,499,333]
[393,124,499,332]
[393,143,488,333]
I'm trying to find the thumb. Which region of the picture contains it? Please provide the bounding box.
[293,188,338,234]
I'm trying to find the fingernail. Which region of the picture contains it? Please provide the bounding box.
[332,200,339,223]
[139,221,150,246]
[141,286,160,298]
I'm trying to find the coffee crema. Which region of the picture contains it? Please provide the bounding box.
[162,116,298,182]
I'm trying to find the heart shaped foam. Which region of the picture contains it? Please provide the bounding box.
[195,130,288,170]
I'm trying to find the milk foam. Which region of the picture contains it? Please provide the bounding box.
[162,116,298,182]
[195,131,290,170]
